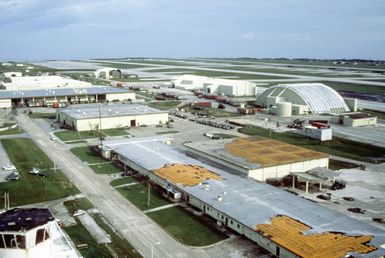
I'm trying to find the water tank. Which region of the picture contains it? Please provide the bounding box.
[276,102,292,117]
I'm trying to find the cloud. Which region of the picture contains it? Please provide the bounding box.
[242,32,255,40]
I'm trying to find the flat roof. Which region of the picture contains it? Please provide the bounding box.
[59,103,166,120]
[0,86,130,100]
[103,137,385,257]
[0,208,54,232]
[185,137,329,170]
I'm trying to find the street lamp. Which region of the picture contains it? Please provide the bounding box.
[150,241,160,258]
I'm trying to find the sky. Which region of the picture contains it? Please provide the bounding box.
[0,0,384,61]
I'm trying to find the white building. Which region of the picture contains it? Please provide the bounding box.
[2,72,23,78]
[101,137,385,258]
[0,208,79,258]
[0,86,135,108]
[203,78,256,96]
[256,83,350,116]
[57,104,168,131]
[172,75,210,90]
[1,76,91,90]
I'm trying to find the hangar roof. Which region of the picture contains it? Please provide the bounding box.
[58,103,166,120]
[103,137,385,257]
[0,86,130,100]
[260,83,350,114]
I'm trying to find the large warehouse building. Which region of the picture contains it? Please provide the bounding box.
[203,78,256,96]
[1,75,91,90]
[185,137,329,181]
[57,104,168,131]
[172,75,209,90]
[256,83,350,116]
[101,137,385,258]
[172,75,256,96]
[0,86,134,108]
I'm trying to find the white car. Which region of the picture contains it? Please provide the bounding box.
[29,168,40,175]
[3,164,16,171]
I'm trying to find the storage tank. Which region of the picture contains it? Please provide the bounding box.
[276,102,292,117]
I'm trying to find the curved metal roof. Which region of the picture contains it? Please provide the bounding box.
[268,83,350,114]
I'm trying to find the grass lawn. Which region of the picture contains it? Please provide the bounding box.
[147,68,290,80]
[0,138,79,207]
[64,224,112,258]
[93,214,143,258]
[147,101,181,110]
[320,81,385,94]
[213,133,238,139]
[110,177,138,187]
[29,112,56,119]
[70,146,107,164]
[116,182,170,211]
[89,163,122,174]
[55,129,128,142]
[148,206,227,246]
[63,198,94,214]
[156,130,179,134]
[0,126,23,136]
[238,125,385,162]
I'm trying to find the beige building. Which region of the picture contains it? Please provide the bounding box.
[330,112,377,127]
[57,104,168,131]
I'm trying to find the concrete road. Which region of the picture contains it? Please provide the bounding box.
[16,114,211,258]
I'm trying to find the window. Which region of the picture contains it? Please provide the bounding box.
[16,235,26,249]
[3,234,16,248]
[36,229,45,245]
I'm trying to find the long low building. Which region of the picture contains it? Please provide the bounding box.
[1,75,92,90]
[0,86,135,108]
[57,104,168,131]
[185,137,329,181]
[101,137,385,258]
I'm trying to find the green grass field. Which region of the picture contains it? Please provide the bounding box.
[63,198,94,214]
[186,107,242,118]
[147,206,227,246]
[64,224,112,258]
[70,146,106,164]
[116,183,170,211]
[146,68,290,80]
[28,112,57,119]
[147,100,181,110]
[54,129,128,142]
[238,125,385,162]
[156,130,179,135]
[0,126,23,136]
[0,138,79,207]
[89,163,122,174]
[110,177,138,187]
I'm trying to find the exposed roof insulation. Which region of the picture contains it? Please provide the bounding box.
[153,163,221,186]
[224,137,328,167]
[256,215,377,258]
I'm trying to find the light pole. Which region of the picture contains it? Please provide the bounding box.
[151,241,160,258]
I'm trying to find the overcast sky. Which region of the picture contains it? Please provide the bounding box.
[1,0,384,61]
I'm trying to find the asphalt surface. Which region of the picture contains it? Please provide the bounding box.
[16,114,212,258]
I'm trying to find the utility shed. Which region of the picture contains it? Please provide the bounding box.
[102,137,385,258]
[185,137,329,181]
[57,104,168,131]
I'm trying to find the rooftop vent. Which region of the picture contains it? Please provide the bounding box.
[204,184,210,190]
[8,222,16,226]
[217,196,223,202]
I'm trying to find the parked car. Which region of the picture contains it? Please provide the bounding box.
[3,164,16,171]
[29,168,40,175]
[5,171,20,181]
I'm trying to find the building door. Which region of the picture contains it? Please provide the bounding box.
[225,217,228,226]
[130,119,136,127]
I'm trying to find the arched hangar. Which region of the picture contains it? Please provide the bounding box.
[256,83,350,116]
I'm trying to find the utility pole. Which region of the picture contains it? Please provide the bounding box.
[147,183,151,207]
[99,102,103,153]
